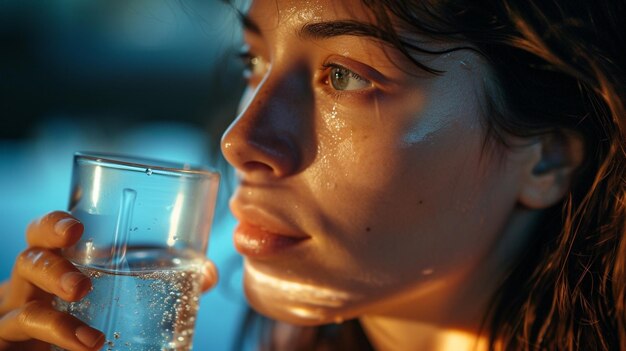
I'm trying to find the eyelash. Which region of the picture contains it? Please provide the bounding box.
[237,51,372,99]
[238,51,262,80]
[320,62,372,100]
[321,63,366,82]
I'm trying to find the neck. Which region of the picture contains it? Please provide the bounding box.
[360,206,540,351]
[359,269,492,351]
[360,317,489,351]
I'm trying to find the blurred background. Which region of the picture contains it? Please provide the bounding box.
[1,1,248,349]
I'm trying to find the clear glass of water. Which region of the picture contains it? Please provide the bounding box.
[52,152,220,351]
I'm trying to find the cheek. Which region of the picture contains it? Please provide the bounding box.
[304,102,359,193]
[307,96,516,283]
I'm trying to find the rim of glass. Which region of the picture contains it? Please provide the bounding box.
[74,151,219,179]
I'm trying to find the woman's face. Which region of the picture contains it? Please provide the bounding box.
[221,0,536,325]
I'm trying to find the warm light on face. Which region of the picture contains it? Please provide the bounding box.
[439,329,488,351]
[223,0,534,327]
[245,261,359,322]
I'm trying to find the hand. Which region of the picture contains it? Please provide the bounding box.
[0,211,219,351]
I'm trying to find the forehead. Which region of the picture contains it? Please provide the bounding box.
[245,0,468,58]
[248,0,375,29]
[245,0,489,88]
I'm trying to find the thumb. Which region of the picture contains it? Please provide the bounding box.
[200,260,218,293]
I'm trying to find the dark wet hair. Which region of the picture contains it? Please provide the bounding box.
[369,1,625,350]
[230,0,626,350]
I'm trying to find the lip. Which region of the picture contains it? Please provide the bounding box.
[230,200,310,258]
[234,222,308,258]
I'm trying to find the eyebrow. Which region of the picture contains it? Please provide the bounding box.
[238,12,262,34]
[239,12,385,42]
[299,20,389,42]
[237,13,461,74]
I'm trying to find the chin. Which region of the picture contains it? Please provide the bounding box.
[242,262,363,326]
[246,294,338,326]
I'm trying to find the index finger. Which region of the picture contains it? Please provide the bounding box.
[26,211,84,249]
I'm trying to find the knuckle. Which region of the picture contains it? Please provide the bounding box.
[17,249,64,275]
[17,248,44,267]
[17,301,47,327]
[17,302,74,342]
[47,308,69,328]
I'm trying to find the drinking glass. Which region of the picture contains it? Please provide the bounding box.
[53,152,220,351]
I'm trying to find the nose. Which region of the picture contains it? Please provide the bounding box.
[221,69,313,179]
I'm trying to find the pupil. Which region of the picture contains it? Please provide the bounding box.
[331,67,349,90]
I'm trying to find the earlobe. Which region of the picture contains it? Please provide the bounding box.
[518,131,585,209]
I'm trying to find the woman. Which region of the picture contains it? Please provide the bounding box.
[1,0,624,350]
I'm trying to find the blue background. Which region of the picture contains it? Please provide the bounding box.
[1,1,249,350]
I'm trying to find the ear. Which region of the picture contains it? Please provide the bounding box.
[518,130,585,209]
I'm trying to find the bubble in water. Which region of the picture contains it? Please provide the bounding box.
[55,248,204,351]
[145,168,153,176]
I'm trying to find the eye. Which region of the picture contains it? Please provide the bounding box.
[326,64,372,91]
[238,50,268,80]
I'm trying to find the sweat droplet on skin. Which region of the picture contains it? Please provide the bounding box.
[422,268,434,275]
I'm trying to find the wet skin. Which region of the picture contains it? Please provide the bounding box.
[221,0,545,330]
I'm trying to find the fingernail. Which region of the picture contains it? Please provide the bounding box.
[75,326,105,348]
[54,218,81,236]
[61,272,89,294]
